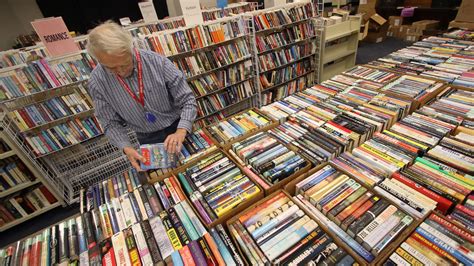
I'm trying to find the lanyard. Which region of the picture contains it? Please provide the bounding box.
[116,49,145,106]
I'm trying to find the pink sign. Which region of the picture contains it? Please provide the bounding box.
[31,17,80,57]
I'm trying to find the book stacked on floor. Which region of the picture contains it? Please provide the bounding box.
[205,109,274,145]
[291,165,415,263]
[228,191,356,265]
[24,116,104,157]
[7,84,94,132]
[228,131,310,192]
[0,185,58,228]
[176,151,262,226]
[384,212,473,265]
[0,157,35,193]
[133,17,247,57]
[0,54,96,101]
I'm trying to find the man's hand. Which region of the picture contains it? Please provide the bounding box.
[123,146,146,171]
[164,128,187,154]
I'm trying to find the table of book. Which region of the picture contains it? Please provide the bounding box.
[1,32,473,266]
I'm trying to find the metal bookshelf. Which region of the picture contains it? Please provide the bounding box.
[247,0,324,106]
[0,114,65,232]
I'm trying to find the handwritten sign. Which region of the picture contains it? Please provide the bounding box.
[180,0,203,26]
[31,17,79,57]
[139,2,159,23]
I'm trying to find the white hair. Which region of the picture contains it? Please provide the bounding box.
[86,20,133,58]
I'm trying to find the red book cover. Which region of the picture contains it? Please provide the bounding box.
[38,185,58,204]
[178,246,196,266]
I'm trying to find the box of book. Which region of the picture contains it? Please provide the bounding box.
[226,190,361,265]
[175,150,265,229]
[204,108,278,149]
[283,163,423,264]
[380,212,474,265]
[147,129,217,183]
[226,131,312,195]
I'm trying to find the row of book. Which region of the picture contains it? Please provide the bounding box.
[443,29,474,41]
[253,2,314,32]
[386,212,473,265]
[24,116,103,157]
[228,191,356,265]
[0,158,35,192]
[255,20,315,54]
[262,74,313,105]
[8,85,93,132]
[367,36,474,88]
[259,59,312,90]
[449,195,474,230]
[188,63,251,97]
[172,39,250,80]
[293,165,414,263]
[258,42,315,72]
[202,2,255,22]
[133,18,247,57]
[196,80,255,117]
[176,151,261,225]
[0,185,57,227]
[0,54,96,101]
[228,131,309,190]
[0,48,49,69]
[205,109,274,144]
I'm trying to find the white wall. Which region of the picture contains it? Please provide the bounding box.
[0,0,43,50]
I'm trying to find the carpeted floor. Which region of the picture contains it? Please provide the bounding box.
[0,36,413,249]
[357,37,412,65]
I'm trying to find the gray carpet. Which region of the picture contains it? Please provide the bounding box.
[357,37,412,65]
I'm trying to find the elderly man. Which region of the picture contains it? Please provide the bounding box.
[87,21,197,171]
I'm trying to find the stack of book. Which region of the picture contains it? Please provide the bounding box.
[228,191,355,265]
[0,185,57,227]
[379,75,445,102]
[293,165,414,263]
[448,195,474,230]
[205,109,274,145]
[0,54,96,101]
[176,151,262,225]
[228,132,309,191]
[385,212,473,265]
[24,116,103,157]
[8,85,93,132]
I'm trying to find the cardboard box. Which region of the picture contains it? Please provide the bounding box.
[389,16,404,27]
[365,30,387,43]
[404,0,432,7]
[412,20,439,30]
[449,20,474,30]
[455,0,474,23]
[398,25,411,39]
[368,13,388,32]
[387,25,401,37]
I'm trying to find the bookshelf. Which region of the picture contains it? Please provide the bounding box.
[319,15,360,82]
[0,116,64,232]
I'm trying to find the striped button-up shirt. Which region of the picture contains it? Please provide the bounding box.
[88,49,197,150]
